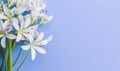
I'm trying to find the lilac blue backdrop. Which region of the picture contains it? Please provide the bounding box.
[3,0,120,71]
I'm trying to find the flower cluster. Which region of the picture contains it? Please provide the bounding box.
[0,0,53,61]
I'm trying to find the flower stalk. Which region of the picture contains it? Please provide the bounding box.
[16,50,30,71]
[7,39,13,71]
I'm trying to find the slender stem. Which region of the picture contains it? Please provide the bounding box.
[16,50,30,71]
[0,46,3,68]
[5,54,7,71]
[13,48,22,67]
[7,39,13,71]
[1,54,4,70]
[1,48,6,71]
[12,40,16,50]
[4,42,8,71]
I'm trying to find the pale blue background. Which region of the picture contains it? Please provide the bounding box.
[4,0,120,71]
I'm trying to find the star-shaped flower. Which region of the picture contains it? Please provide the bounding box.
[13,14,38,42]
[21,32,53,60]
[0,4,15,20]
[0,20,16,48]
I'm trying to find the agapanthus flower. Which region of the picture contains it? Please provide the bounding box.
[21,32,53,60]
[0,20,16,48]
[24,0,52,24]
[39,14,53,25]
[0,4,15,20]
[13,14,38,42]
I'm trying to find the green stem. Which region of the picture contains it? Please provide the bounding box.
[7,39,13,71]
[5,55,7,71]
[1,54,4,70]
[1,48,6,71]
[13,48,22,67]
[16,50,30,71]
[12,40,16,50]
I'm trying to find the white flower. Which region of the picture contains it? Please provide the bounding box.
[12,6,26,15]
[13,14,38,42]
[28,0,46,11]
[27,0,53,25]
[26,0,46,22]
[0,20,16,48]
[8,0,24,7]
[39,14,53,25]
[12,0,30,15]
[0,4,15,20]
[21,32,53,60]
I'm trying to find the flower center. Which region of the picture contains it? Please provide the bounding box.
[18,28,24,33]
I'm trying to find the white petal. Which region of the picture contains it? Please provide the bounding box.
[12,6,25,14]
[0,14,8,19]
[6,34,16,39]
[27,34,33,43]
[0,34,4,38]
[27,25,38,32]
[0,20,3,30]
[3,5,10,17]
[24,15,31,28]
[12,18,19,30]
[40,40,48,46]
[44,16,53,25]
[34,46,46,54]
[21,33,28,38]
[48,16,53,22]
[40,15,53,25]
[18,15,24,28]
[11,8,16,16]
[16,33,22,42]
[31,48,36,61]
[3,20,9,28]
[17,7,26,14]
[47,35,53,42]
[21,45,30,50]
[35,32,44,42]
[3,20,13,33]
[22,33,33,43]
[1,37,6,48]
[41,3,46,10]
